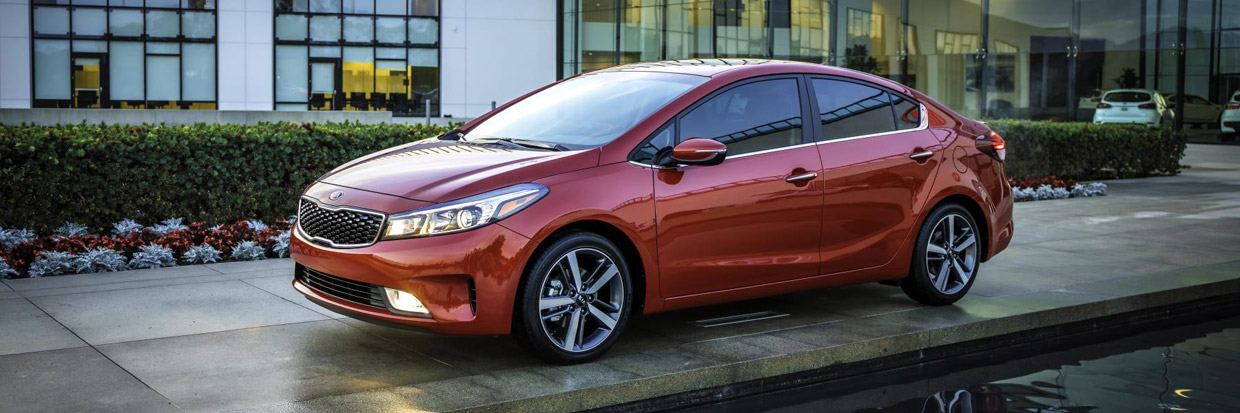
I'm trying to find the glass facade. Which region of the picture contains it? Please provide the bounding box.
[560,0,1237,127]
[273,0,440,115]
[31,0,218,109]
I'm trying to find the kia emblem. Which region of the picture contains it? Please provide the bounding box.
[329,191,344,200]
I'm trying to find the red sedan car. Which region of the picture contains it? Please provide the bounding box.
[291,60,1013,364]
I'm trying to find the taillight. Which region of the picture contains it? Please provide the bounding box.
[1138,103,1156,109]
[977,130,1006,162]
[1227,103,1240,110]
[1096,102,1112,109]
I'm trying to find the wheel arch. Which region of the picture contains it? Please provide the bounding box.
[512,219,649,331]
[926,193,991,262]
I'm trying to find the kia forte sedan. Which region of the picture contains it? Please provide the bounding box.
[291,60,1014,364]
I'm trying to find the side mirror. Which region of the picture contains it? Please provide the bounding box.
[667,138,727,167]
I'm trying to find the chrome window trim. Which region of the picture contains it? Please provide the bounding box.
[297,196,389,249]
[815,102,929,146]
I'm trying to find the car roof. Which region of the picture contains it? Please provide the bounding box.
[593,58,864,78]
[1105,89,1156,94]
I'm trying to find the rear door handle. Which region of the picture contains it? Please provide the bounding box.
[785,172,818,183]
[910,151,934,161]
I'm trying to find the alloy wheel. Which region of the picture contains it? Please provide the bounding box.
[924,214,978,295]
[537,247,625,353]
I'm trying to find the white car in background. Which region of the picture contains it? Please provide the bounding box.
[1093,89,1174,128]
[1166,93,1224,128]
[1222,91,1240,140]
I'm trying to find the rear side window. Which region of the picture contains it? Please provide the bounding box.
[1103,91,1152,103]
[678,78,804,156]
[811,79,896,141]
[890,94,921,130]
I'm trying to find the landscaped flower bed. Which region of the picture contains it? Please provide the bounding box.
[0,218,293,279]
[1008,176,1107,202]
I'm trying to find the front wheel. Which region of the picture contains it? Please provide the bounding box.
[902,204,981,305]
[514,232,632,364]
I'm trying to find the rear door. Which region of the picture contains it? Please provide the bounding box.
[653,76,825,297]
[807,77,944,274]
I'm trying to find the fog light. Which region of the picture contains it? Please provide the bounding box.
[383,287,430,315]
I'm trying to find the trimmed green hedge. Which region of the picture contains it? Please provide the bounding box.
[0,120,1186,233]
[1,122,449,233]
[987,120,1187,181]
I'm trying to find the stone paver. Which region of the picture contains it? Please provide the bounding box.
[1,144,1238,411]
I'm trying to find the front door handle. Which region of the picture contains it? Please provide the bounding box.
[785,172,819,183]
[909,151,935,161]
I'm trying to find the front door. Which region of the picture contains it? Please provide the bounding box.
[309,59,341,110]
[655,77,824,298]
[806,77,944,274]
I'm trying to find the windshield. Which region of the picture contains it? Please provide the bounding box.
[1103,91,1152,103]
[465,71,707,148]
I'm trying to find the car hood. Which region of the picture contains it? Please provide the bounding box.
[317,139,598,204]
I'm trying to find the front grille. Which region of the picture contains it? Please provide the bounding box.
[298,197,386,247]
[297,266,387,309]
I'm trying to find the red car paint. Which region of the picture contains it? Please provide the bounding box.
[292,60,1013,335]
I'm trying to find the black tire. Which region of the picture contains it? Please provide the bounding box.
[514,232,632,364]
[901,203,981,305]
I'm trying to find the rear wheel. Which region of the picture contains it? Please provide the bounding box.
[514,232,632,364]
[902,204,981,305]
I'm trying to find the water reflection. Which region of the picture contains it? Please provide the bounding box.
[695,317,1240,413]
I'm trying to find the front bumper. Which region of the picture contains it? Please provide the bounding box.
[290,222,534,335]
[1222,111,1240,134]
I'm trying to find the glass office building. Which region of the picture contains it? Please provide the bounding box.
[273,0,440,115]
[559,0,1239,126]
[31,0,219,109]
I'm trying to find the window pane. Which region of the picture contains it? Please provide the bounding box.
[72,8,107,37]
[890,94,921,130]
[109,0,144,6]
[681,79,803,155]
[376,47,404,59]
[110,41,145,101]
[310,16,342,42]
[811,79,895,141]
[576,0,617,70]
[147,11,180,38]
[716,0,768,58]
[344,47,374,98]
[34,40,71,100]
[109,10,144,37]
[988,0,1072,120]
[276,15,309,40]
[311,0,341,13]
[276,46,309,102]
[620,0,662,64]
[410,0,437,16]
[377,17,406,43]
[183,11,215,39]
[148,0,179,8]
[343,0,374,14]
[409,18,437,44]
[182,0,216,10]
[33,6,69,35]
[772,0,830,62]
[75,0,106,5]
[147,55,181,102]
[73,40,107,53]
[183,43,216,101]
[311,46,341,57]
[277,103,308,111]
[344,16,374,42]
[276,0,309,13]
[147,42,179,54]
[376,0,404,15]
[666,0,713,60]
[907,0,982,118]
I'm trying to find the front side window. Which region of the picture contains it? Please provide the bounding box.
[465,72,706,148]
[679,78,804,156]
[811,78,896,141]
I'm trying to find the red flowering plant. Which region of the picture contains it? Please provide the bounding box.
[0,219,296,279]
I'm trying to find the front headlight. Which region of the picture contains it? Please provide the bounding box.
[381,183,547,240]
